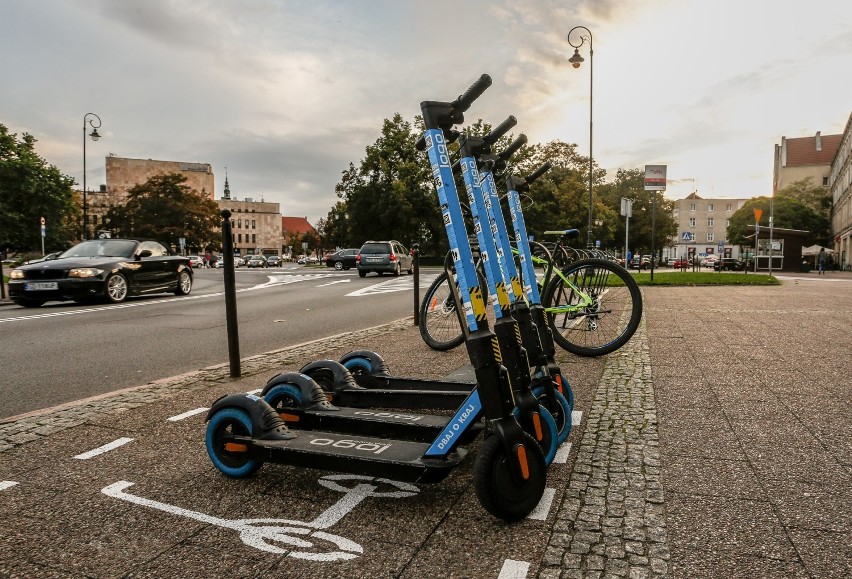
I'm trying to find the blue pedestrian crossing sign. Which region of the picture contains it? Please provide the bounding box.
[681,232,694,241]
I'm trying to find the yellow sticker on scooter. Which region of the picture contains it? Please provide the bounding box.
[469,286,487,321]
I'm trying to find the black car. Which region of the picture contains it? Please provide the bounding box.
[356,240,413,277]
[325,248,359,270]
[713,258,745,271]
[8,238,193,307]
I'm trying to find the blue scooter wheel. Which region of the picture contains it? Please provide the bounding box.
[264,384,302,410]
[341,357,373,376]
[206,407,262,478]
[533,385,572,446]
[512,404,559,466]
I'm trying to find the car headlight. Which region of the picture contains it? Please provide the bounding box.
[68,268,103,278]
[10,270,24,279]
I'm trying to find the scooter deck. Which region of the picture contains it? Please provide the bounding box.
[334,387,470,411]
[232,430,466,484]
[279,405,482,444]
[353,374,474,392]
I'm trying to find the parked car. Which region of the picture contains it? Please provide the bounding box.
[631,255,651,270]
[215,257,244,269]
[325,248,359,270]
[356,240,413,277]
[265,255,282,267]
[8,238,192,307]
[699,256,719,268]
[713,258,745,271]
[187,255,204,268]
[246,255,268,268]
[673,258,690,269]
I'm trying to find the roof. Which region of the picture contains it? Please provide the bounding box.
[784,133,842,167]
[684,191,702,200]
[281,216,317,235]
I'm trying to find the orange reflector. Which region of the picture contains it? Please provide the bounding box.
[532,412,543,441]
[555,374,564,395]
[516,445,530,480]
[280,413,300,422]
[224,442,248,453]
[430,297,438,311]
[325,394,334,402]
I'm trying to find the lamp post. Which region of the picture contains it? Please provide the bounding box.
[568,25,594,248]
[82,113,102,240]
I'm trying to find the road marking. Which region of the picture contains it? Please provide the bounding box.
[498,559,530,579]
[73,437,134,459]
[0,481,19,492]
[103,474,418,561]
[316,279,351,287]
[554,442,572,464]
[572,410,583,426]
[167,407,208,422]
[345,274,439,297]
[246,388,262,395]
[527,487,555,520]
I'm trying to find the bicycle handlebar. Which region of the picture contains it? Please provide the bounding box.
[526,162,551,184]
[543,229,580,238]
[451,74,492,112]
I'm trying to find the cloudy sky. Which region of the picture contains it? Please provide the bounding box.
[3,0,850,225]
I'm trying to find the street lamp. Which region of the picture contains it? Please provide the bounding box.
[82,113,102,240]
[568,25,594,248]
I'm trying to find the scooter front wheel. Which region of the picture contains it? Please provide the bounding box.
[206,407,262,478]
[473,434,546,522]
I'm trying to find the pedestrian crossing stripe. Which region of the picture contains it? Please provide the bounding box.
[345,274,439,297]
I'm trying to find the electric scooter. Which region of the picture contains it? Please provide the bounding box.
[205,74,548,522]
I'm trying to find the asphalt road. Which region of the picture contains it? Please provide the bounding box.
[0,265,442,419]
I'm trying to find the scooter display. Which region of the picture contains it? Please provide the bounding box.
[206,74,548,522]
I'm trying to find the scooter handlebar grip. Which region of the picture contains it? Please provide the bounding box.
[498,134,527,161]
[484,115,517,146]
[452,74,492,112]
[526,162,552,184]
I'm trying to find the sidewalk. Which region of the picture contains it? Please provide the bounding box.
[1,276,850,578]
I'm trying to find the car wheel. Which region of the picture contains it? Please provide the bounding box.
[174,270,193,296]
[393,263,401,276]
[358,270,366,278]
[105,273,129,303]
[334,261,344,271]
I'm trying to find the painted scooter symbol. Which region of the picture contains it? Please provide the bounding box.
[101,474,418,561]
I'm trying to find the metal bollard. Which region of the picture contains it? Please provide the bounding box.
[221,210,241,378]
[412,243,420,326]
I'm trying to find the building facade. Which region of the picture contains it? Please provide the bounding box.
[215,174,283,257]
[773,131,841,194]
[829,113,852,270]
[670,193,748,259]
[105,156,215,200]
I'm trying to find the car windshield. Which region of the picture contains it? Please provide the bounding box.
[60,240,137,259]
[360,243,391,255]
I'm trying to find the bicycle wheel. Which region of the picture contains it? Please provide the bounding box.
[542,258,642,357]
[419,271,465,351]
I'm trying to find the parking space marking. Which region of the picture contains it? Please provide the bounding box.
[553,442,572,464]
[73,437,134,459]
[167,407,208,422]
[527,487,556,521]
[498,559,530,579]
[345,274,439,297]
[247,388,262,395]
[0,481,19,492]
[102,474,419,562]
[572,410,583,426]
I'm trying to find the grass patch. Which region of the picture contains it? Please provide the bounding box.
[632,271,779,286]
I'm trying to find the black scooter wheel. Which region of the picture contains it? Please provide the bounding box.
[206,407,262,478]
[473,434,546,522]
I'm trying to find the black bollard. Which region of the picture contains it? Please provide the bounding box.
[221,210,240,378]
[412,243,420,326]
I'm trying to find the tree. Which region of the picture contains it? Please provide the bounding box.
[104,173,221,251]
[727,196,826,247]
[776,177,832,244]
[0,123,80,253]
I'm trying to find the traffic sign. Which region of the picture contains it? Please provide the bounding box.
[753,208,763,222]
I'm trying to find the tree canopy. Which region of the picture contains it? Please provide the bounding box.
[0,123,79,253]
[727,195,827,247]
[104,173,221,251]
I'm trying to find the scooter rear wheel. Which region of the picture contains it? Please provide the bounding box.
[206,407,262,478]
[473,434,546,522]
[512,405,559,466]
[532,385,572,446]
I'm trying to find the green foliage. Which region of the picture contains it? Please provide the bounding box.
[727,196,827,246]
[632,271,780,286]
[104,173,221,251]
[0,123,80,253]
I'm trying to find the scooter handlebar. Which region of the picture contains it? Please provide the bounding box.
[451,74,492,113]
[526,162,552,185]
[483,116,517,146]
[498,134,527,161]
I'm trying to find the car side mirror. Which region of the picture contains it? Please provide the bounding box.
[136,250,153,260]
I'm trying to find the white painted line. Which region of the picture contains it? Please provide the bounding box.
[316,279,351,287]
[167,407,208,422]
[73,437,134,459]
[527,487,555,521]
[553,442,572,464]
[246,388,262,395]
[0,481,19,492]
[572,410,583,426]
[498,559,530,579]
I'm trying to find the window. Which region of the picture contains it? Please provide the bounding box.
[707,218,714,227]
[139,241,167,257]
[252,220,256,229]
[707,233,715,242]
[237,219,241,229]
[726,203,732,211]
[708,204,714,211]
[689,218,696,227]
[252,234,256,244]
[238,233,242,243]
[726,219,730,227]
[823,176,829,186]
[690,203,696,211]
